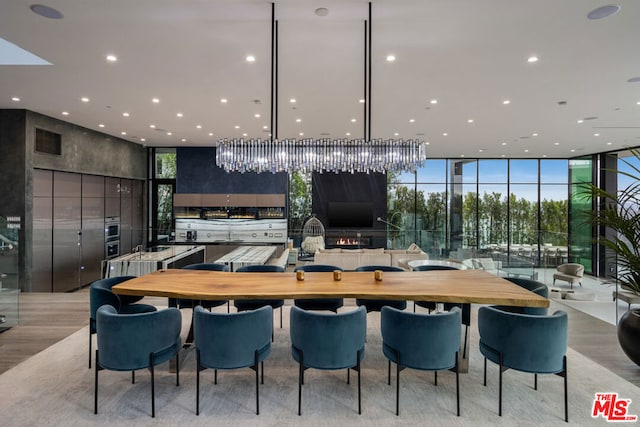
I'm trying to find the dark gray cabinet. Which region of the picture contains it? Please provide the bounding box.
[52,172,82,292]
[32,170,53,292]
[81,175,105,284]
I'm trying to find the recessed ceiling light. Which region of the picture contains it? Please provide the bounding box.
[425,142,430,145]
[61,111,69,116]
[263,125,268,129]
[11,97,20,102]
[122,112,130,117]
[607,142,613,145]
[430,99,438,104]
[346,132,351,136]
[636,101,640,105]
[121,131,126,135]
[315,7,329,16]
[442,133,448,136]
[386,55,396,62]
[527,56,538,63]
[167,132,172,136]
[542,154,547,158]
[299,132,304,136]
[105,54,117,62]
[289,98,296,103]
[524,149,529,153]
[81,97,89,103]
[176,113,183,118]
[460,155,465,158]
[296,118,302,123]
[532,133,538,136]
[234,125,240,129]
[149,124,156,128]
[467,119,474,123]
[587,5,621,20]
[359,99,365,103]
[246,55,256,62]
[394,132,399,136]
[152,98,160,103]
[220,98,228,103]
[577,119,584,123]
[196,125,202,129]
[181,138,187,142]
[594,133,600,136]
[140,138,146,142]
[501,142,507,146]
[554,142,560,146]
[478,149,484,153]
[570,149,576,152]
[501,154,506,158]
[254,113,261,118]
[30,4,64,19]
[98,124,105,128]
[351,118,357,123]
[502,100,511,105]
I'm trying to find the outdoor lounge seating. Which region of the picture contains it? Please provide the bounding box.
[553,263,584,288]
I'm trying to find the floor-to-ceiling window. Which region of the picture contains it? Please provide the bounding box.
[387,158,569,266]
[150,148,176,243]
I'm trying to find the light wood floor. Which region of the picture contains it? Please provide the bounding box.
[1,292,639,388]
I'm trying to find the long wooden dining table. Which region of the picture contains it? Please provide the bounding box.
[112,268,549,308]
[112,268,548,372]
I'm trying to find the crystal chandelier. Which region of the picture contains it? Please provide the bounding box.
[216,138,427,174]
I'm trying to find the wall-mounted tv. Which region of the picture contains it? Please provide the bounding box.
[327,202,373,228]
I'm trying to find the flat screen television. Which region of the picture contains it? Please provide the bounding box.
[327,202,373,228]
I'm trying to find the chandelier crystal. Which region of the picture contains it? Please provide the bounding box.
[216,138,427,174]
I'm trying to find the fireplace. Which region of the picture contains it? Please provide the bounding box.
[326,235,371,248]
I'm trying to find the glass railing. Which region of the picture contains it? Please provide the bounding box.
[0,228,20,330]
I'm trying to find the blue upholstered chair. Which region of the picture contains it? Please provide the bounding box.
[354,265,407,312]
[411,264,471,358]
[94,305,182,417]
[499,277,549,315]
[179,263,230,312]
[290,305,366,415]
[194,305,272,415]
[478,306,568,422]
[293,264,344,312]
[381,306,461,416]
[233,264,285,330]
[89,276,157,368]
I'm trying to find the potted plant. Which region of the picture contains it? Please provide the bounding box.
[586,147,640,366]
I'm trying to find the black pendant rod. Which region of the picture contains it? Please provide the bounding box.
[368,1,372,141]
[270,2,275,142]
[364,19,368,140]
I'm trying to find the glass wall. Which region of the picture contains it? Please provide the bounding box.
[569,157,593,272]
[387,158,569,266]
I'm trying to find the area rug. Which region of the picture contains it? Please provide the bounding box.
[0,306,638,426]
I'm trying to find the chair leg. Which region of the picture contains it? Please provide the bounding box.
[280,306,283,328]
[150,353,155,418]
[462,325,469,359]
[132,370,135,384]
[196,350,201,416]
[227,301,230,313]
[261,361,264,385]
[176,353,180,387]
[455,351,460,416]
[347,367,350,384]
[214,369,218,385]
[498,353,503,417]
[483,358,487,386]
[388,360,391,385]
[88,328,92,369]
[534,373,537,390]
[434,371,438,386]
[298,353,303,416]
[357,350,362,415]
[396,358,401,416]
[563,355,568,422]
[94,350,99,414]
[254,350,260,415]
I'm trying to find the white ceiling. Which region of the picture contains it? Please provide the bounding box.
[1,0,639,159]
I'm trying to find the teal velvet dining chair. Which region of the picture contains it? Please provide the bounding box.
[94,305,182,417]
[233,264,285,330]
[194,305,273,415]
[381,306,461,416]
[498,277,549,315]
[290,305,366,415]
[89,276,157,368]
[293,264,344,312]
[478,305,568,422]
[354,265,407,312]
[411,264,471,358]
